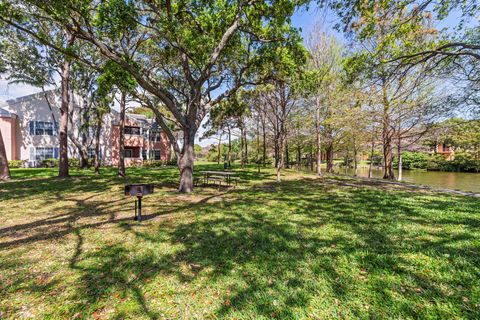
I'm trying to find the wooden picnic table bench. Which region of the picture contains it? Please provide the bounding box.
[198,170,238,187]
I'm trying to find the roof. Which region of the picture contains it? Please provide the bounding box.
[0,107,13,117]
[126,113,155,127]
[5,90,55,105]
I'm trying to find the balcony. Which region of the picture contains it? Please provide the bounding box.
[124,134,145,147]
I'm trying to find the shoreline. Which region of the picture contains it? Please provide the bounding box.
[323,173,480,198]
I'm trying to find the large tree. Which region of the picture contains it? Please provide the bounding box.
[0,0,306,192]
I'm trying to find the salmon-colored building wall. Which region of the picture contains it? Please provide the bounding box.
[0,115,18,161]
[111,122,171,167]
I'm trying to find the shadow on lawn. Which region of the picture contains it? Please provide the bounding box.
[1,176,479,318]
[116,178,478,318]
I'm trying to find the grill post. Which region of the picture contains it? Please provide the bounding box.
[134,199,138,221]
[137,195,142,222]
[125,184,153,223]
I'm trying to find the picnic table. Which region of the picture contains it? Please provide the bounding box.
[198,170,238,187]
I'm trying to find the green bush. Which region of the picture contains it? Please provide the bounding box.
[8,160,25,168]
[41,158,59,168]
[427,153,480,172]
[143,159,177,167]
[69,158,80,168]
[394,152,429,170]
[39,157,81,168]
[426,154,446,171]
[451,153,480,172]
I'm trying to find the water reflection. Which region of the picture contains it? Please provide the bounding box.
[343,167,480,193]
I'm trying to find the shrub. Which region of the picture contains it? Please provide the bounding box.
[41,158,59,168]
[393,152,429,170]
[8,160,25,168]
[143,159,177,168]
[166,158,177,166]
[39,157,81,168]
[69,158,80,168]
[426,154,447,171]
[427,153,480,172]
[451,153,480,172]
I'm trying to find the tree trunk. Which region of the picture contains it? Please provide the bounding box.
[368,138,375,179]
[382,83,395,180]
[58,47,72,178]
[276,132,285,182]
[178,128,195,193]
[397,140,403,181]
[228,126,232,168]
[310,149,314,172]
[383,135,395,179]
[68,134,90,168]
[244,127,248,164]
[326,138,334,173]
[316,107,322,175]
[262,117,266,167]
[256,116,261,173]
[285,139,289,169]
[274,118,279,168]
[118,92,126,177]
[217,134,222,165]
[353,136,358,177]
[78,148,89,169]
[79,94,90,169]
[297,144,301,170]
[94,115,102,175]
[0,128,11,180]
[240,125,245,168]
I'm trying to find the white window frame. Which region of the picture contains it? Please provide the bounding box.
[30,121,57,136]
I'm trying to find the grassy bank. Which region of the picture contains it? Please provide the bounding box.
[1,164,479,319]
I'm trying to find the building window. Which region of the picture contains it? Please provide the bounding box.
[124,148,133,158]
[149,130,161,142]
[150,150,161,160]
[30,147,58,161]
[29,121,57,136]
[142,149,147,160]
[124,126,141,135]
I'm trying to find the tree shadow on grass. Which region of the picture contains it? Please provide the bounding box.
[1,176,479,318]
[125,178,479,318]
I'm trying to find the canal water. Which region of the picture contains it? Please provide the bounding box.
[342,167,480,193]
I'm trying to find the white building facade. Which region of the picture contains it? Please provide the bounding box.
[0,90,170,167]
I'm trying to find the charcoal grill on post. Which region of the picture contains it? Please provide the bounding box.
[124,184,154,222]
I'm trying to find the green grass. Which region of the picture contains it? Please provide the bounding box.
[1,164,479,319]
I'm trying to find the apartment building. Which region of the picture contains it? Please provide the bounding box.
[0,90,170,167]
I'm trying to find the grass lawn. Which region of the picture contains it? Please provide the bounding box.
[1,163,479,319]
